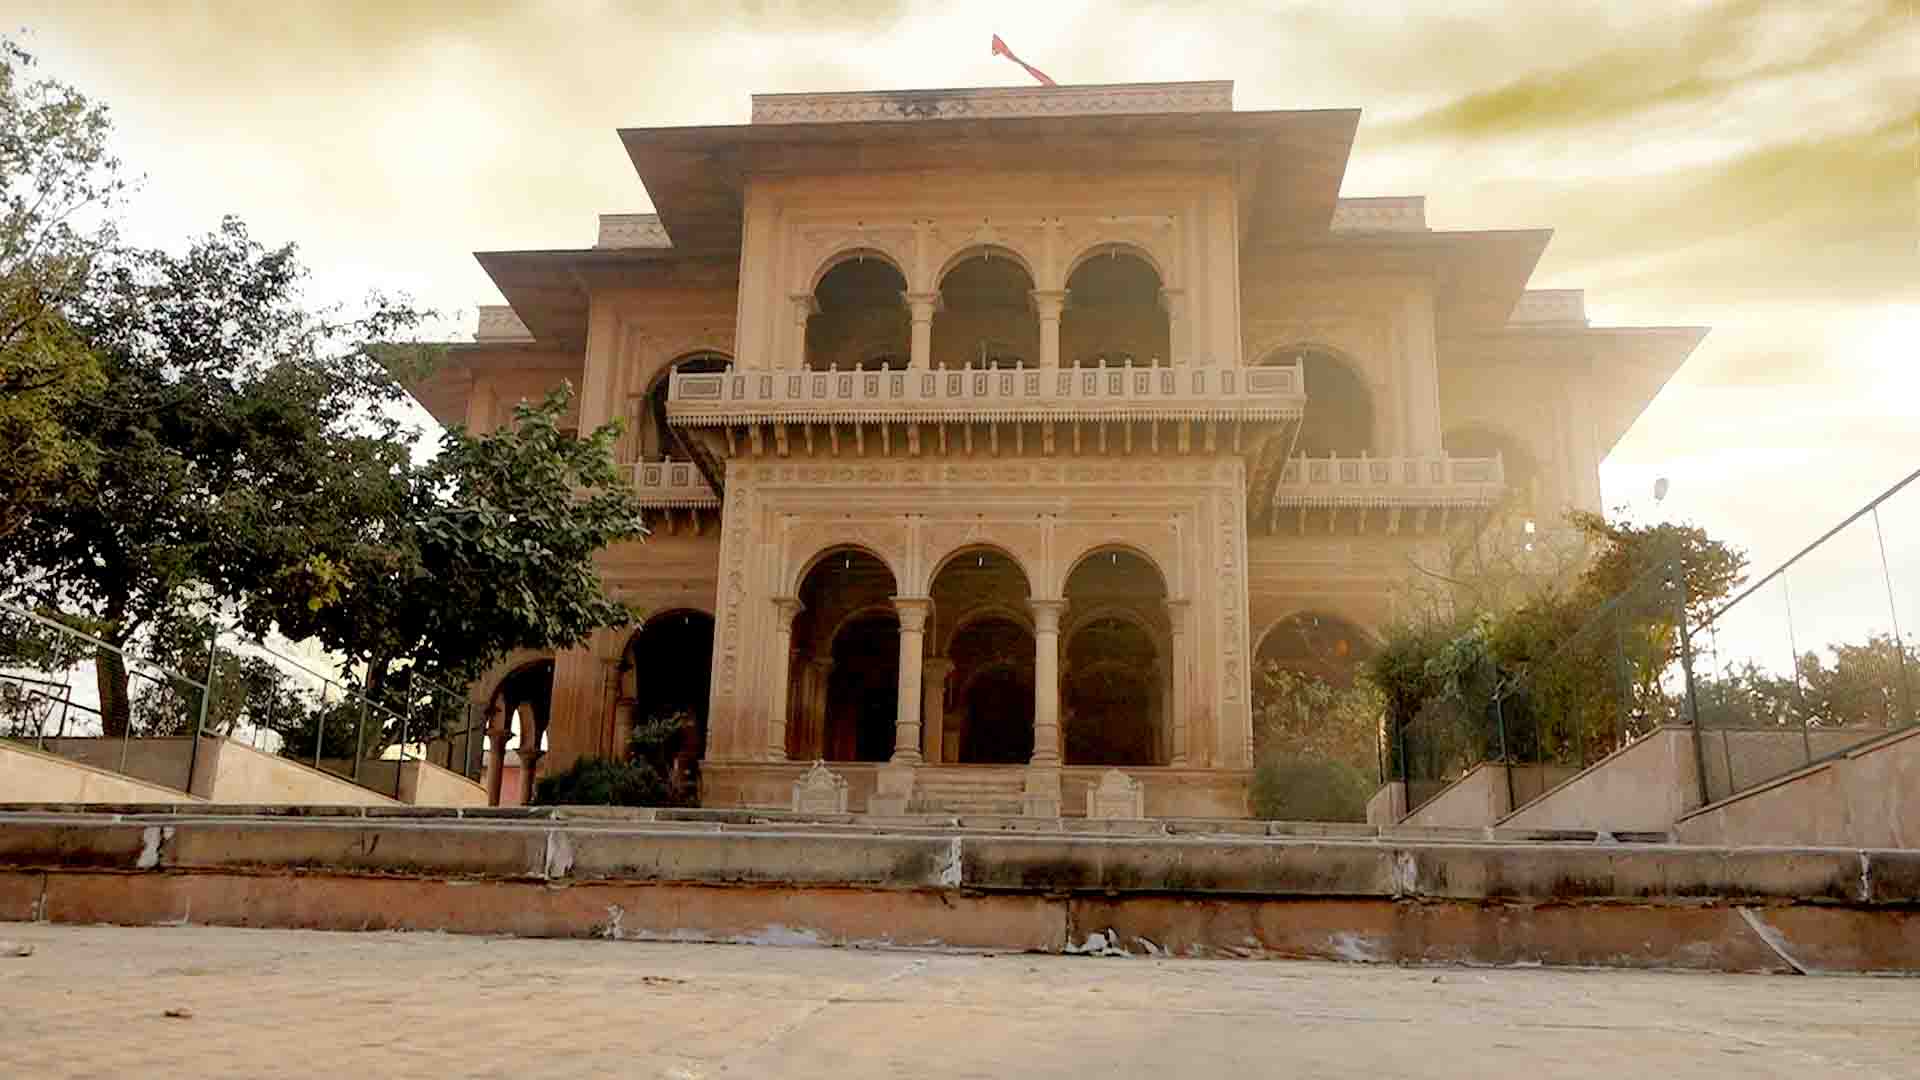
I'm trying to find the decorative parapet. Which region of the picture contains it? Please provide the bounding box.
[1330,197,1428,233]
[627,458,719,508]
[1271,454,1505,508]
[475,305,532,342]
[596,213,672,249]
[666,362,1303,427]
[750,81,1234,124]
[1509,289,1588,327]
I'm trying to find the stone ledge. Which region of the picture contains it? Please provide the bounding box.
[1,813,1914,907]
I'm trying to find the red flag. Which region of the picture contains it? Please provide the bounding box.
[991,34,1057,87]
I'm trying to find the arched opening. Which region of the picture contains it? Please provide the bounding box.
[788,547,899,762]
[623,610,714,795]
[640,351,730,460]
[1062,548,1169,766]
[1263,346,1372,457]
[808,255,909,371]
[487,659,553,806]
[934,250,1037,369]
[1256,612,1376,689]
[930,546,1035,764]
[1444,424,1539,508]
[1062,248,1169,368]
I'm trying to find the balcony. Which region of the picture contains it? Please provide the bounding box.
[625,458,719,509]
[1261,454,1505,534]
[665,362,1304,429]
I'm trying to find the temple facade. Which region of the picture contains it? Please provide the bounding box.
[407,81,1702,816]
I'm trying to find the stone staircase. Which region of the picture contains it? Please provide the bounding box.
[908,767,1027,816]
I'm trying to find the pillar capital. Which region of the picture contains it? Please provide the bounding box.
[891,595,933,633]
[771,595,804,629]
[789,292,821,318]
[1028,288,1068,318]
[1164,596,1191,630]
[924,656,955,679]
[1029,598,1068,633]
[903,290,942,319]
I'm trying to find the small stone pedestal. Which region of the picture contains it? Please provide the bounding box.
[1086,769,1144,819]
[1022,766,1062,818]
[791,761,849,814]
[868,763,916,816]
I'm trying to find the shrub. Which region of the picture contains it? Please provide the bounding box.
[531,755,671,807]
[1250,753,1372,822]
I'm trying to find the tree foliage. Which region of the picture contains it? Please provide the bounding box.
[0,39,120,537]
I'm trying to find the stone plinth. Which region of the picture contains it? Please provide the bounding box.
[1086,770,1145,820]
[791,761,849,814]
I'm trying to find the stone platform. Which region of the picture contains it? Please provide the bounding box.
[1,804,1915,974]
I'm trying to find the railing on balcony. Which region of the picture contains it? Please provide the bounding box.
[1271,454,1506,507]
[666,361,1305,426]
[626,458,719,508]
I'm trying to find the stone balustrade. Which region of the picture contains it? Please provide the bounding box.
[666,361,1305,427]
[1271,454,1505,507]
[626,458,719,508]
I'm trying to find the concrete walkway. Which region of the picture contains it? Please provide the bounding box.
[1,924,1914,1078]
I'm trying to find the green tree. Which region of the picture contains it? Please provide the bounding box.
[0,218,425,734]
[0,39,121,537]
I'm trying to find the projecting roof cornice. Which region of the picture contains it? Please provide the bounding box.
[1247,228,1553,338]
[618,108,1360,253]
[472,248,739,346]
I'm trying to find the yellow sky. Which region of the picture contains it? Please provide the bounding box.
[14,0,1920,621]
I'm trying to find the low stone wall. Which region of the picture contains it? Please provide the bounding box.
[1698,726,1889,802]
[0,741,198,804]
[1404,764,1584,828]
[1677,725,1920,849]
[0,810,1915,973]
[703,762,1250,818]
[36,737,196,794]
[1498,728,1702,833]
[400,761,488,807]
[199,742,398,806]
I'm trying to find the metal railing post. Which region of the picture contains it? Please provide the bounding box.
[395,670,412,800]
[351,669,371,783]
[1674,564,1709,806]
[185,627,219,794]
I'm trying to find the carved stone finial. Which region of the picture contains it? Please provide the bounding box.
[1086,769,1145,820]
[792,760,849,813]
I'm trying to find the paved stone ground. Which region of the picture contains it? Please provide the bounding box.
[1,923,1916,1079]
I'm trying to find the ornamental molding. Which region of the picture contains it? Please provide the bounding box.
[597,213,673,249]
[734,460,1238,489]
[750,82,1234,125]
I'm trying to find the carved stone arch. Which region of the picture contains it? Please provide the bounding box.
[1062,239,1170,291]
[923,540,1037,594]
[1054,537,1176,599]
[934,242,1039,289]
[807,244,913,296]
[1254,607,1382,659]
[787,540,904,597]
[825,600,906,654]
[1063,600,1168,651]
[940,600,1037,656]
[1253,341,1376,458]
[1443,419,1541,506]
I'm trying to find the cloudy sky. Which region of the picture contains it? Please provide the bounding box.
[14,0,1918,659]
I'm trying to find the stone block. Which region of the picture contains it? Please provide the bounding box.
[1085,769,1145,820]
[866,763,915,816]
[1021,767,1062,819]
[790,762,849,814]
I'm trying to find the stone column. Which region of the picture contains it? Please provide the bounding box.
[518,748,545,805]
[890,597,931,764]
[1030,289,1067,369]
[806,656,834,760]
[789,294,819,370]
[1166,598,1192,766]
[483,705,509,807]
[1030,599,1066,766]
[767,597,803,761]
[611,696,637,761]
[921,658,953,763]
[1159,287,1187,365]
[905,292,940,370]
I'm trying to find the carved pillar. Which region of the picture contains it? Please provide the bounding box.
[767,597,803,761]
[890,597,931,764]
[1030,289,1067,369]
[612,696,637,761]
[806,656,834,760]
[921,657,953,763]
[789,294,819,370]
[1166,598,1192,766]
[483,705,509,807]
[1159,287,1187,366]
[518,748,545,805]
[1030,599,1066,766]
[905,292,940,370]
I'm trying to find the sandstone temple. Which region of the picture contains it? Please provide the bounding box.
[406,80,1703,817]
